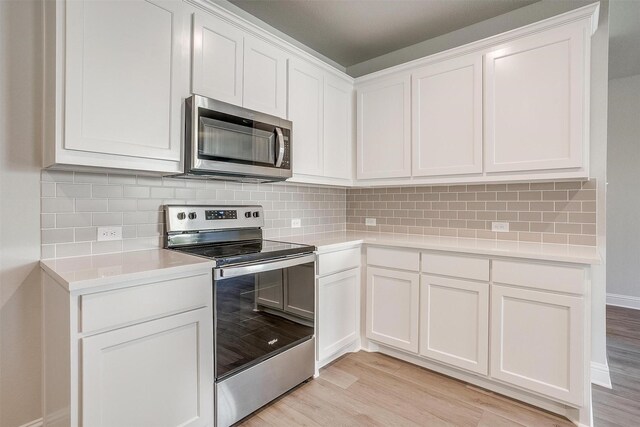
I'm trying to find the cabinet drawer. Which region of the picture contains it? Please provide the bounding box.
[492,260,585,294]
[422,253,489,281]
[80,272,211,333]
[367,246,419,271]
[317,247,360,276]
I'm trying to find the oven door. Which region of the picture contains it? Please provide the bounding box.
[186,95,291,180]
[213,254,315,381]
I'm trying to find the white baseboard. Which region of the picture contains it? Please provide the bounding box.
[591,361,612,388]
[17,418,43,427]
[607,293,640,310]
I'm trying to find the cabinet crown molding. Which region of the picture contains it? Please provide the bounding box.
[354,2,600,85]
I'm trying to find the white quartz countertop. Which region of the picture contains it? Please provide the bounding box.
[40,249,215,292]
[285,231,601,265]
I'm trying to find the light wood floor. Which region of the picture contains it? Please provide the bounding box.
[592,306,640,427]
[238,350,574,426]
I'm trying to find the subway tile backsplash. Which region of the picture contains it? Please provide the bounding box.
[40,170,346,258]
[346,182,597,246]
[40,170,597,259]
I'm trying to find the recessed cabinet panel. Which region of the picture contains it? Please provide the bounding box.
[485,22,587,173]
[82,309,213,427]
[192,13,244,105]
[289,59,324,176]
[323,76,353,180]
[412,54,482,176]
[243,35,287,117]
[318,268,360,361]
[420,275,489,375]
[65,0,186,161]
[357,75,411,179]
[366,267,419,352]
[491,285,583,405]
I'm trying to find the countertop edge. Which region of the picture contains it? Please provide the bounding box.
[40,253,216,293]
[307,236,600,265]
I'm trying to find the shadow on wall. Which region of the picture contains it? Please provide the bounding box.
[0,0,44,426]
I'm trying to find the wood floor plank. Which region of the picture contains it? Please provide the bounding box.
[592,306,640,426]
[477,410,527,427]
[319,363,359,389]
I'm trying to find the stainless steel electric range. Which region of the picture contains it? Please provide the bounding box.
[164,205,316,426]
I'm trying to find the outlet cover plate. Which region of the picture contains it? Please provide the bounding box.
[491,222,510,233]
[365,218,377,226]
[291,218,301,228]
[97,226,122,241]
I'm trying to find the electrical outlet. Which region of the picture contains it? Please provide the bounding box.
[491,222,510,233]
[365,218,377,226]
[97,226,122,241]
[291,218,301,228]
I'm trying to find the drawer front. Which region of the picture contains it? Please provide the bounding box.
[81,272,211,333]
[422,253,489,281]
[317,247,360,276]
[367,246,420,271]
[492,260,585,294]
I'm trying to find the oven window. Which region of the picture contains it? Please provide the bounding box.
[198,116,276,167]
[215,262,314,380]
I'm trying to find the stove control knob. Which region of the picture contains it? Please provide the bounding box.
[252,211,260,218]
[188,212,197,220]
[244,211,252,218]
[177,212,186,220]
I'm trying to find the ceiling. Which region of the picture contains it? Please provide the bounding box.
[609,0,640,80]
[229,0,539,68]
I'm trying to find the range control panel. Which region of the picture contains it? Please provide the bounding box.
[165,205,264,233]
[205,209,238,220]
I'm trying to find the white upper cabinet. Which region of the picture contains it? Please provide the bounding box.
[288,60,354,184]
[412,53,483,177]
[61,0,188,169]
[357,74,412,179]
[243,35,288,118]
[192,12,244,105]
[323,76,354,180]
[484,22,588,174]
[289,59,324,176]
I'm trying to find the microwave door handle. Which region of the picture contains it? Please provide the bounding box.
[275,127,285,167]
[214,253,315,280]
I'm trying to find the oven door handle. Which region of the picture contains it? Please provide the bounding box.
[214,253,315,280]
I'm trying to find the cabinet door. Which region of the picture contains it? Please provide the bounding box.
[420,275,488,375]
[491,285,583,405]
[243,35,288,117]
[192,12,243,105]
[484,22,587,173]
[65,0,187,162]
[288,59,324,176]
[366,267,419,352]
[82,309,213,427]
[357,75,411,179]
[412,54,482,176]
[323,75,353,180]
[318,268,360,361]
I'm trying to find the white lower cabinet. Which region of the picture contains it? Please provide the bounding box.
[491,284,584,406]
[419,275,489,375]
[317,268,360,362]
[366,266,419,353]
[82,309,213,427]
[42,267,214,427]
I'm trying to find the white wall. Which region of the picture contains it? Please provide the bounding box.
[606,74,640,306]
[0,0,44,426]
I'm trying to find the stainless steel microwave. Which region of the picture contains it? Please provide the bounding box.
[182,95,292,182]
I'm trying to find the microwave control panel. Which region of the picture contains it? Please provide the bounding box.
[281,136,290,169]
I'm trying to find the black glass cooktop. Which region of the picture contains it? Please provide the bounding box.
[173,239,315,266]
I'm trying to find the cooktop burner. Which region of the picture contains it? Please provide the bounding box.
[173,239,315,267]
